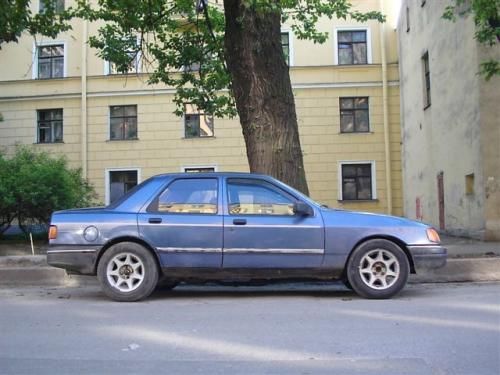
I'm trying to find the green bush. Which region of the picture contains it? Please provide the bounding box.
[0,146,97,237]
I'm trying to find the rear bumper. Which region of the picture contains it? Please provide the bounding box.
[46,245,100,275]
[408,245,447,270]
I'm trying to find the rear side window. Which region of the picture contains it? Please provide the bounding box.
[152,178,218,214]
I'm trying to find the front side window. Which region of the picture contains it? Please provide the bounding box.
[37,45,64,79]
[109,170,138,204]
[341,163,373,200]
[39,0,64,13]
[340,97,370,133]
[227,179,295,216]
[338,30,367,65]
[154,178,218,214]
[37,109,63,143]
[184,104,214,138]
[110,105,137,140]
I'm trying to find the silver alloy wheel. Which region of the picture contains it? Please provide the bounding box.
[358,248,400,290]
[106,252,145,293]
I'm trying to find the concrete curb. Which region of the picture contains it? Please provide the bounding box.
[1,255,500,288]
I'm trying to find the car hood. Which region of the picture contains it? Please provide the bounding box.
[320,208,434,246]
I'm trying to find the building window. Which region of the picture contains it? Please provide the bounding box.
[108,52,140,75]
[406,6,410,32]
[337,30,367,65]
[109,105,138,140]
[183,166,216,173]
[37,109,63,143]
[39,0,64,13]
[340,162,375,201]
[37,45,64,79]
[281,32,291,65]
[105,36,141,75]
[422,52,431,108]
[107,169,139,205]
[340,97,369,133]
[184,104,214,138]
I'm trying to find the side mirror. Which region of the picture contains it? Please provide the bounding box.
[293,201,314,216]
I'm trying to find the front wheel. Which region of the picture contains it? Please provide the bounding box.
[97,242,159,302]
[346,239,410,299]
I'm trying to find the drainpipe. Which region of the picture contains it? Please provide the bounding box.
[81,17,88,179]
[379,0,393,215]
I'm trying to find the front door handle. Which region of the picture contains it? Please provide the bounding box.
[148,218,162,224]
[233,219,247,225]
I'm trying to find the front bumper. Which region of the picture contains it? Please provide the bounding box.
[408,245,447,270]
[46,245,100,275]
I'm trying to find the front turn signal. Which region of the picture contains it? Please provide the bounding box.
[426,228,440,243]
[48,225,58,240]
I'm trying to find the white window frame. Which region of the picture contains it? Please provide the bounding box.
[182,103,215,138]
[35,108,64,144]
[280,29,295,67]
[333,27,372,65]
[104,36,142,75]
[338,160,377,201]
[105,168,141,205]
[181,165,218,173]
[108,105,138,141]
[32,40,67,79]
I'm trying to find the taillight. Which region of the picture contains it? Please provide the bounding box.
[48,225,58,240]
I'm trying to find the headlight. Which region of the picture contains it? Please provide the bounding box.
[426,228,441,243]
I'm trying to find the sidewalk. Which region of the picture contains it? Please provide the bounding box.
[0,236,499,287]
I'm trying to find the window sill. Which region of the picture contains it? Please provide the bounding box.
[34,77,66,80]
[338,199,379,203]
[339,131,373,135]
[182,136,216,140]
[107,138,139,142]
[34,142,64,145]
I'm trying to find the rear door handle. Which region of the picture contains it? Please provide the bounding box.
[233,219,247,225]
[148,218,162,224]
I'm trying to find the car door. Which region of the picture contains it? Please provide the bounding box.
[222,177,325,268]
[138,177,222,268]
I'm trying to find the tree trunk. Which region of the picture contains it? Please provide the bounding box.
[223,0,309,195]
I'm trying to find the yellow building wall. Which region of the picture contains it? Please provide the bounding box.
[0,0,402,215]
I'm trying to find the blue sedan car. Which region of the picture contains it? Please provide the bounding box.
[47,173,446,301]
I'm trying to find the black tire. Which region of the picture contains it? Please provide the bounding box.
[346,239,410,299]
[97,242,159,302]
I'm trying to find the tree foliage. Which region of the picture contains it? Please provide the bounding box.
[0,0,72,47]
[0,146,97,237]
[443,0,500,80]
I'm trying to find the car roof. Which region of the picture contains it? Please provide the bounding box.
[153,172,272,179]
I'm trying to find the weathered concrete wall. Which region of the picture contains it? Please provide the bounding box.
[398,0,493,238]
[478,45,500,240]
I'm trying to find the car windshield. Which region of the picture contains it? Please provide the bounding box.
[106,177,154,209]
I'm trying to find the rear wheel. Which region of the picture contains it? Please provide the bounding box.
[97,242,159,302]
[346,239,409,299]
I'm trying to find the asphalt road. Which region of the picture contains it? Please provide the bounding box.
[0,282,499,375]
